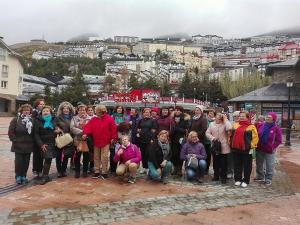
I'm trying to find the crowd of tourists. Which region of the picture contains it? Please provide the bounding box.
[8,99,282,188]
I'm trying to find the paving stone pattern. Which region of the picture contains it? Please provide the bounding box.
[3,163,297,225]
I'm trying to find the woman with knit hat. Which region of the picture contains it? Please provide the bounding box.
[256,112,282,186]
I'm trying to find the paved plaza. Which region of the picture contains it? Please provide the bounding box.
[0,117,300,225]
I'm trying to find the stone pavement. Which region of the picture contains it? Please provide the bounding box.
[0,117,300,225]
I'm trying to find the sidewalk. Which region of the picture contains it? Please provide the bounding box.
[0,117,299,225]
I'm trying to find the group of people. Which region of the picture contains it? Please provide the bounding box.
[8,99,282,188]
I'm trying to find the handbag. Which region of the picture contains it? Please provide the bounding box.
[211,139,222,155]
[77,140,89,152]
[187,156,198,170]
[55,132,73,149]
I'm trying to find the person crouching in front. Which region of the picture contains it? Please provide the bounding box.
[180,131,207,183]
[147,130,173,184]
[113,135,141,184]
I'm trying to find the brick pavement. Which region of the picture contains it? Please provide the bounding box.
[0,117,300,225]
[1,163,297,225]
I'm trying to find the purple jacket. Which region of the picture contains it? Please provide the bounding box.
[258,124,282,154]
[113,143,142,164]
[180,142,207,161]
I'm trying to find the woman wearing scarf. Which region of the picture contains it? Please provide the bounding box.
[34,106,57,185]
[8,104,34,184]
[256,112,282,186]
[136,108,158,174]
[147,130,173,184]
[171,106,190,176]
[54,101,75,178]
[231,111,258,188]
[70,104,91,178]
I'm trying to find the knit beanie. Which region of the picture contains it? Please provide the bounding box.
[268,112,277,122]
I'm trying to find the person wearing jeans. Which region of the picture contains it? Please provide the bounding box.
[256,112,282,186]
[185,159,207,180]
[180,131,207,183]
[147,130,173,184]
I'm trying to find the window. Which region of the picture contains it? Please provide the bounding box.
[2,65,8,77]
[1,81,8,88]
[0,48,5,60]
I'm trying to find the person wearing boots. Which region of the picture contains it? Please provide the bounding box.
[8,104,34,184]
[34,106,57,185]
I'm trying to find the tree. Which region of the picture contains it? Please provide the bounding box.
[178,73,193,98]
[43,85,54,106]
[160,80,172,97]
[140,77,160,90]
[59,73,89,105]
[104,75,117,94]
[220,71,271,99]
[128,73,140,90]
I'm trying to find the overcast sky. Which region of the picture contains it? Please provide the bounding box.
[1,0,299,44]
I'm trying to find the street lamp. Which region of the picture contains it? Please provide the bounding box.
[193,88,196,103]
[285,77,293,146]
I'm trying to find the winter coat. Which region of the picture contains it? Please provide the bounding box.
[171,113,190,144]
[8,116,34,154]
[156,115,174,133]
[70,115,91,145]
[257,123,282,154]
[83,114,118,148]
[34,117,57,159]
[180,142,207,161]
[190,115,208,143]
[137,117,157,144]
[230,122,258,153]
[113,143,141,164]
[128,114,142,143]
[147,139,172,169]
[205,121,232,154]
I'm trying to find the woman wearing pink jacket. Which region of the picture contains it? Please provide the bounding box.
[206,113,232,184]
[114,136,141,184]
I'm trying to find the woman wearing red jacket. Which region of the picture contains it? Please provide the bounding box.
[82,105,117,179]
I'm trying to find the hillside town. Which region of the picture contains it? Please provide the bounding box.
[1,33,300,128]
